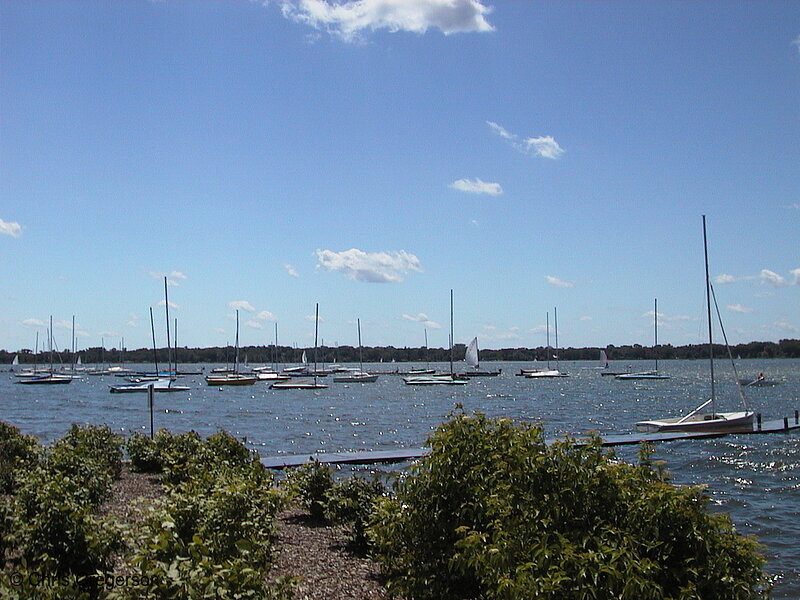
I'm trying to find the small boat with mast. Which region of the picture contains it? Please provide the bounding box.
[462,337,501,377]
[271,303,328,389]
[404,290,468,385]
[205,309,257,386]
[616,298,671,380]
[16,317,72,385]
[522,309,568,378]
[636,216,754,433]
[333,319,378,383]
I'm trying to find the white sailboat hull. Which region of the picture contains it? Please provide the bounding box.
[403,375,468,385]
[636,411,754,434]
[616,371,671,380]
[524,369,568,378]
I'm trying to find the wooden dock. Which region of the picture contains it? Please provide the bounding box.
[261,413,800,469]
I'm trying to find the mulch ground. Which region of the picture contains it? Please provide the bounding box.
[100,464,392,600]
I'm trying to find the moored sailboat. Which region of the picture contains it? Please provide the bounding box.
[636,216,754,433]
[616,299,671,380]
[205,310,257,386]
[462,337,501,377]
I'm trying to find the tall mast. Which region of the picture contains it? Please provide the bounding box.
[545,312,550,369]
[654,298,658,372]
[703,215,716,416]
[358,318,364,373]
[164,277,172,375]
[313,303,319,375]
[449,289,454,375]
[234,310,240,374]
[554,307,559,370]
[149,308,159,374]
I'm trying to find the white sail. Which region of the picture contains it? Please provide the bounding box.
[301,350,308,365]
[465,337,479,369]
[600,350,608,368]
[12,355,19,366]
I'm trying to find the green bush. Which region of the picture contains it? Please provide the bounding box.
[53,424,123,480]
[369,410,770,600]
[112,433,290,599]
[325,474,386,551]
[0,421,41,493]
[126,432,161,473]
[14,468,121,589]
[285,459,334,520]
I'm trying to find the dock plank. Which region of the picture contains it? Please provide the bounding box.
[261,416,800,469]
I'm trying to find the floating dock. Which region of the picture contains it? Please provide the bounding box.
[261,413,800,469]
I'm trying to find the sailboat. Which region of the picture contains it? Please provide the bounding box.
[616,298,671,380]
[404,290,468,385]
[271,303,328,389]
[334,319,378,383]
[462,337,501,377]
[205,310,257,386]
[523,309,568,378]
[16,317,73,384]
[636,216,754,433]
[255,323,290,381]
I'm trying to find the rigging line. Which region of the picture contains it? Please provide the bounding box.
[710,282,748,410]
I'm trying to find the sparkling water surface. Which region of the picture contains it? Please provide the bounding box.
[3,358,798,597]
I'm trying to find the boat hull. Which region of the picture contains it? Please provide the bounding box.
[205,375,258,386]
[524,370,568,378]
[636,411,754,433]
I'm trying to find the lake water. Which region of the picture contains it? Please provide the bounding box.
[3,358,799,597]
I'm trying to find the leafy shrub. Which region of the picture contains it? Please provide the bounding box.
[0,421,41,493]
[14,468,121,589]
[112,433,290,600]
[325,474,386,551]
[369,410,770,600]
[126,432,161,473]
[52,424,123,480]
[285,459,334,520]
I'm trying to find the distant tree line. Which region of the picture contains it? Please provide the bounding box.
[3,338,799,366]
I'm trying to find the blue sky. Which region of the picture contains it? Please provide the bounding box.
[1,0,798,355]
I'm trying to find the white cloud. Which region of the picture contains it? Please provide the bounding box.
[150,270,187,286]
[545,275,573,288]
[279,0,495,43]
[402,312,442,329]
[22,318,47,328]
[793,35,800,53]
[449,178,503,196]
[244,320,264,329]
[791,268,800,285]
[229,300,257,312]
[523,136,565,159]
[579,315,592,321]
[487,121,565,160]
[0,219,22,237]
[759,269,786,287]
[284,264,300,277]
[315,248,422,283]
[714,273,738,284]
[728,304,753,314]
[257,310,277,322]
[156,300,180,309]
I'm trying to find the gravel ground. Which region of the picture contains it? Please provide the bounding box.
[268,507,392,600]
[101,465,393,599]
